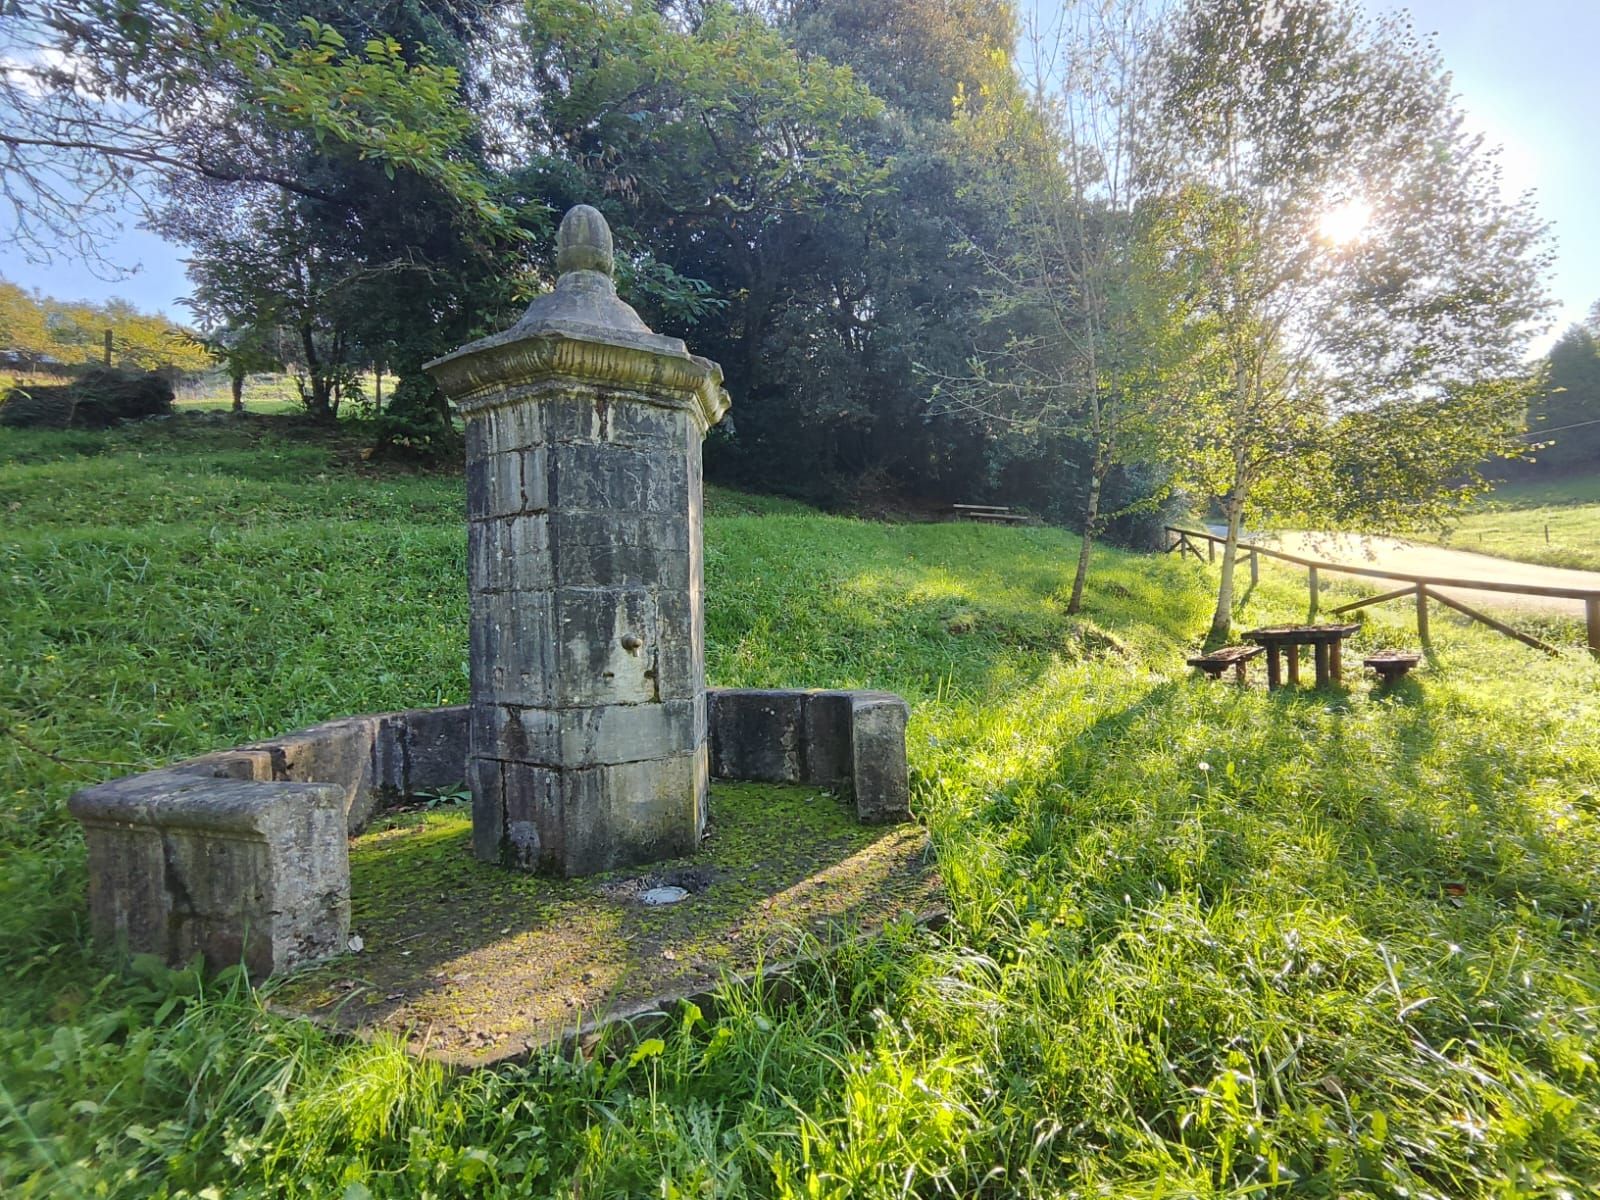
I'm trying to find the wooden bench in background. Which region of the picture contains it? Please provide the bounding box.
[1364,651,1421,685]
[947,503,1030,525]
[1187,643,1263,683]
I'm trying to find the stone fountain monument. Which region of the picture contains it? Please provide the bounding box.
[68,205,911,982]
[424,205,727,876]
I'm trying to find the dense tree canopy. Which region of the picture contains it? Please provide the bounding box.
[2,0,1558,566]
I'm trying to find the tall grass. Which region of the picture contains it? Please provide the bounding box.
[1439,475,1600,571]
[2,416,1598,1197]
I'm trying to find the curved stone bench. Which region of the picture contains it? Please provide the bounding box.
[69,691,909,978]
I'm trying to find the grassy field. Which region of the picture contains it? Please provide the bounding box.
[1440,475,1600,571]
[3,416,1600,1197]
[8,368,382,416]
[173,371,392,414]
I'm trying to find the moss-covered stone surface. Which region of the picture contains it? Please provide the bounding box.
[271,782,939,1065]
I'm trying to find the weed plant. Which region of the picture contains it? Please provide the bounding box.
[2,417,1598,1197]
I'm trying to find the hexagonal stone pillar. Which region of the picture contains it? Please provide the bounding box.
[426,206,730,876]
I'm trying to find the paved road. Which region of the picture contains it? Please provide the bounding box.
[1253,531,1600,619]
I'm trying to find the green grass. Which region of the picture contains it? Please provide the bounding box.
[174,371,395,414]
[1439,475,1600,571]
[3,416,1600,1197]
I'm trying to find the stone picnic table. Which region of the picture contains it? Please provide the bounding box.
[1245,623,1361,690]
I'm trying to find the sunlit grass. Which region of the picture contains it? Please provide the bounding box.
[2,415,1598,1197]
[1438,474,1600,571]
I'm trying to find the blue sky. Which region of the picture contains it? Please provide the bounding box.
[1375,0,1598,349]
[2,0,1595,352]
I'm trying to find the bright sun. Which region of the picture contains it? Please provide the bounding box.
[1318,198,1373,246]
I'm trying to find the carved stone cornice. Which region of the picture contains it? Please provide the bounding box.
[427,329,729,431]
[424,205,731,432]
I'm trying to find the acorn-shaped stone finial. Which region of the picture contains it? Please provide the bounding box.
[555,205,614,278]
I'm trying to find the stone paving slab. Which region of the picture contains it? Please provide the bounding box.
[271,782,938,1067]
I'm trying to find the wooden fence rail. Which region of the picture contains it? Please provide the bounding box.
[1164,525,1600,658]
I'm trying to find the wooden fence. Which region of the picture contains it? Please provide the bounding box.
[1164,526,1600,658]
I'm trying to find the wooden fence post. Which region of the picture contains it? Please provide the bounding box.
[1208,537,1215,564]
[1415,584,1430,649]
[1249,549,1259,586]
[1587,596,1600,660]
[1308,565,1319,620]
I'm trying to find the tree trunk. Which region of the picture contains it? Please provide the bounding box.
[1209,493,1246,639]
[1067,460,1105,615]
[230,366,244,414]
[299,327,334,420]
[374,360,384,412]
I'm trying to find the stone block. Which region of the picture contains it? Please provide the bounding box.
[468,744,708,876]
[69,770,349,977]
[558,746,707,876]
[706,688,911,823]
[396,705,471,795]
[473,698,700,768]
[475,400,544,453]
[469,514,552,594]
[467,447,548,519]
[550,510,691,589]
[244,716,380,834]
[707,689,805,783]
[553,535,690,591]
[548,442,689,514]
[501,760,561,872]
[552,587,660,705]
[552,510,693,554]
[800,690,854,789]
[539,394,692,452]
[467,754,507,864]
[651,592,704,702]
[471,590,556,707]
[169,748,275,782]
[848,693,911,822]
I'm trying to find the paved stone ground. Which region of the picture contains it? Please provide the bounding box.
[271,782,939,1066]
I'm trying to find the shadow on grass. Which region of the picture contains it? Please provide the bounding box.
[1044,671,1594,931]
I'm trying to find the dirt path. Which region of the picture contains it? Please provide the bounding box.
[1254,531,1600,619]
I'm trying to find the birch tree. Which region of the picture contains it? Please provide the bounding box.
[949,0,1198,614]
[1155,0,1551,636]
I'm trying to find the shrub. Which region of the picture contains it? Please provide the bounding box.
[0,367,174,429]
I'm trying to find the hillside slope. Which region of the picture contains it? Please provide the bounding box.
[3,416,1599,1198]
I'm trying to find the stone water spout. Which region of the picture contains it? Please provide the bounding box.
[425,205,730,876]
[67,207,908,981]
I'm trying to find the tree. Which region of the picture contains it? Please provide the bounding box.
[138,0,531,431]
[0,280,53,369]
[505,0,887,479]
[943,0,1201,612]
[0,283,210,372]
[771,0,1035,504]
[195,322,283,413]
[1519,309,1600,476]
[1154,0,1551,636]
[2,1,510,268]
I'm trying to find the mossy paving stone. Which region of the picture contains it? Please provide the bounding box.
[271,782,940,1066]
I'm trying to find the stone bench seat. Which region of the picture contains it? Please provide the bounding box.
[69,691,910,978]
[1186,643,1263,683]
[1364,651,1422,684]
